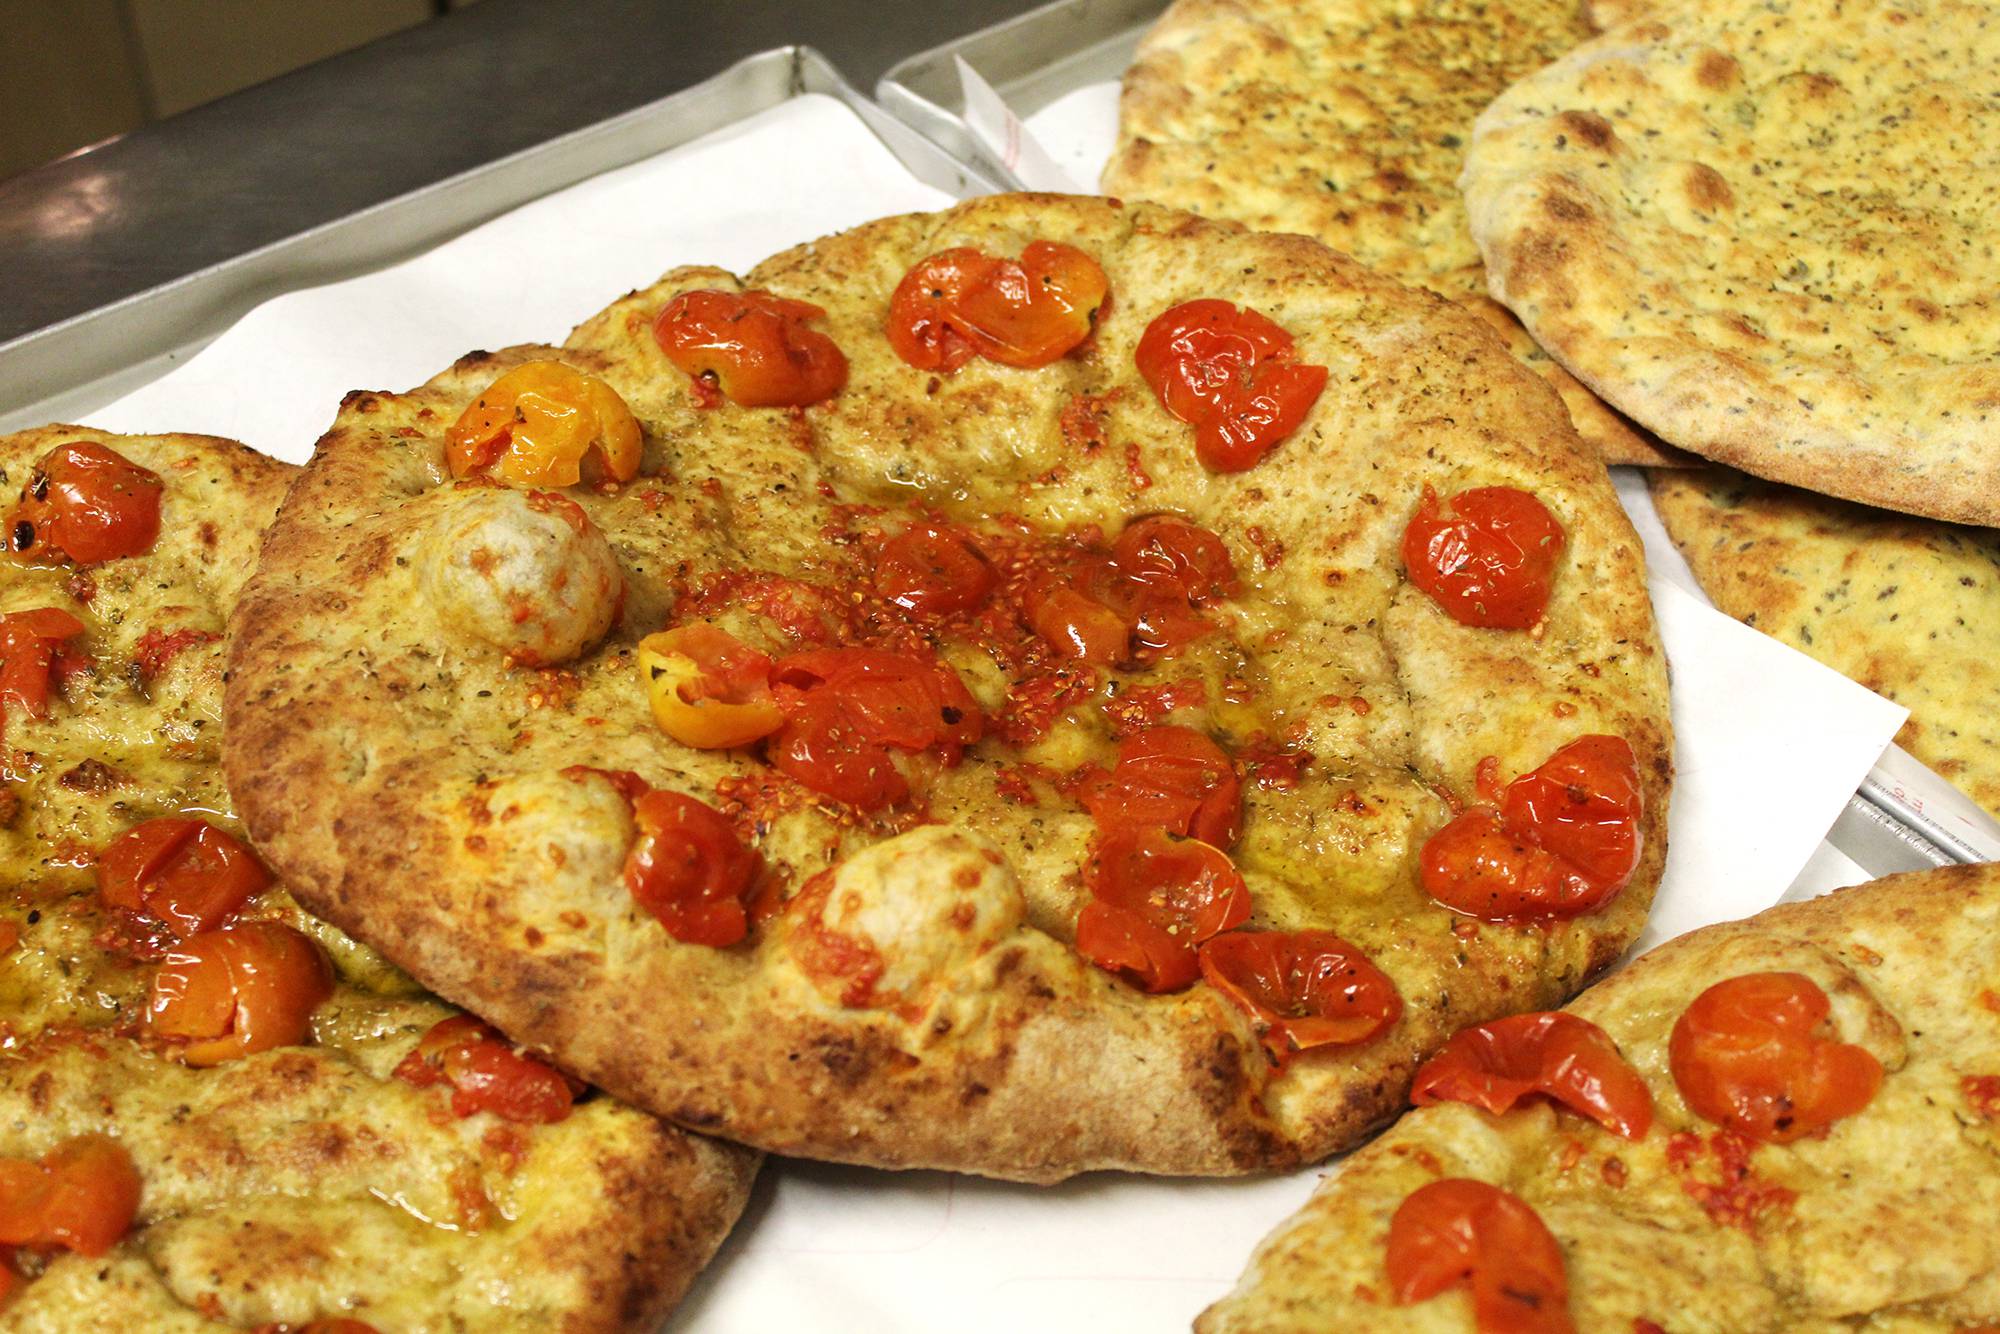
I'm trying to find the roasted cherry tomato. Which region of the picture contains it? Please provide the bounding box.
[1198,929,1401,1061]
[768,649,983,810]
[7,441,163,565]
[0,607,85,728]
[1421,735,1642,923]
[1411,1011,1653,1140]
[1134,299,1328,472]
[638,624,783,750]
[147,922,334,1066]
[1386,1178,1574,1334]
[1403,485,1565,630]
[95,817,271,939]
[1111,514,1237,653]
[1076,826,1250,993]
[622,789,762,947]
[1025,576,1129,666]
[445,359,643,487]
[1669,971,1882,1143]
[887,242,1109,373]
[0,1134,142,1259]
[1079,725,1242,848]
[876,521,996,618]
[654,289,848,408]
[394,1014,582,1123]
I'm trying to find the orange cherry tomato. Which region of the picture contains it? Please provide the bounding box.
[1079,725,1242,849]
[876,521,996,618]
[0,607,85,728]
[1134,299,1328,472]
[622,790,762,947]
[1076,826,1250,992]
[637,624,783,750]
[7,441,163,565]
[1198,929,1401,1060]
[887,241,1109,373]
[1025,576,1129,666]
[1403,485,1565,630]
[654,289,848,408]
[95,817,271,939]
[1386,1178,1574,1334]
[768,649,984,810]
[1411,1011,1653,1140]
[147,922,334,1066]
[1421,735,1643,923]
[1669,972,1883,1143]
[393,1014,581,1123]
[0,1134,142,1259]
[445,360,643,487]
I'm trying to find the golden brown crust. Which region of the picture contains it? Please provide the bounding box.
[1462,0,2000,523]
[225,195,1670,1181]
[1200,864,2000,1331]
[1650,465,2000,817]
[1103,0,1688,469]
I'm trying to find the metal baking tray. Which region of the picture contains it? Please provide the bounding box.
[0,45,1002,435]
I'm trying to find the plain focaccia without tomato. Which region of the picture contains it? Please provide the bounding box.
[1651,465,2000,818]
[0,427,755,1332]
[224,194,1671,1182]
[1104,0,1688,469]
[1200,863,2000,1332]
[1461,0,2000,524]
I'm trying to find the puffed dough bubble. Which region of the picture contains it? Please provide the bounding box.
[424,486,622,664]
[462,768,637,928]
[796,826,1026,1003]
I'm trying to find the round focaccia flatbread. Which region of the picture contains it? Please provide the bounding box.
[1462,0,2000,525]
[225,194,1671,1182]
[1651,466,2000,819]
[1103,0,1689,470]
[1200,862,2000,1332]
[0,427,753,1331]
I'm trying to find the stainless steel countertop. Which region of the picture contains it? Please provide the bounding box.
[0,0,1043,348]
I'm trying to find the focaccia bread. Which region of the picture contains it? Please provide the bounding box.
[0,427,754,1330]
[225,194,1671,1182]
[1200,863,2000,1332]
[1649,466,2000,817]
[1462,0,2000,524]
[1104,0,1688,469]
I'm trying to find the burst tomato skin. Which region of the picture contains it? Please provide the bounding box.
[147,922,334,1066]
[0,607,85,729]
[1025,577,1128,665]
[1411,1011,1653,1140]
[1075,826,1250,993]
[876,521,996,618]
[95,817,271,939]
[638,624,783,750]
[767,648,983,810]
[445,359,642,486]
[622,790,762,947]
[1386,1178,1575,1334]
[8,442,163,565]
[654,289,848,408]
[1198,929,1401,1061]
[1080,725,1242,849]
[1134,299,1328,472]
[0,1135,142,1260]
[1403,486,1565,630]
[393,1015,581,1124]
[887,242,1108,372]
[1669,972,1883,1143]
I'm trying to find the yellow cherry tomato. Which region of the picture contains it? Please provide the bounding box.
[445,360,643,487]
[638,624,783,750]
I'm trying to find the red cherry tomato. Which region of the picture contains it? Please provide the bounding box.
[768,649,983,810]
[1198,929,1401,1061]
[0,607,85,729]
[95,817,271,939]
[1403,485,1566,630]
[876,521,996,617]
[1075,826,1250,993]
[1411,1011,1653,1140]
[1079,725,1242,849]
[0,1134,142,1259]
[653,289,849,408]
[1386,1178,1574,1334]
[147,922,334,1066]
[1134,299,1328,472]
[623,790,763,947]
[1025,575,1129,666]
[1669,972,1883,1143]
[393,1014,582,1123]
[1421,735,1643,923]
[1111,514,1237,653]
[887,242,1109,373]
[8,441,163,565]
